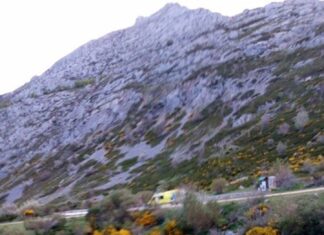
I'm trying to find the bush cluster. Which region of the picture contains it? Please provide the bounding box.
[84,191,245,234]
[86,189,136,230]
[24,215,67,235]
[134,211,157,227]
[2,188,322,235]
[277,198,324,235]
[245,226,279,235]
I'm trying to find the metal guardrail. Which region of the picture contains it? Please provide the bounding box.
[57,209,88,218]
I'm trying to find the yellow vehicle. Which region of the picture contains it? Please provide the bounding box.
[148,189,185,205]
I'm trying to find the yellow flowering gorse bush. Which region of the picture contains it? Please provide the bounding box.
[134,211,156,227]
[245,226,279,235]
[23,209,35,217]
[93,226,132,235]
[246,204,269,219]
[164,220,183,235]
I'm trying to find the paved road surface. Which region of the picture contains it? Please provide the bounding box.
[215,186,324,203]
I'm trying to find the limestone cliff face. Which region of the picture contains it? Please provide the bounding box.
[0,0,323,204]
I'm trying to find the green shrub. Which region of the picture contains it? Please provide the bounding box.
[24,215,67,235]
[205,201,223,228]
[220,202,245,231]
[134,190,154,206]
[86,189,136,230]
[210,178,227,194]
[0,226,25,235]
[120,157,138,171]
[74,78,94,88]
[0,99,11,109]
[0,213,18,223]
[163,208,183,223]
[294,109,309,130]
[182,193,213,232]
[276,141,287,156]
[278,199,324,235]
[0,204,18,222]
[271,162,298,190]
[161,194,222,233]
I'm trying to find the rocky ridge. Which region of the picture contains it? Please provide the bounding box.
[0,0,323,205]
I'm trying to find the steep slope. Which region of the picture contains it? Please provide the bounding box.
[0,0,323,205]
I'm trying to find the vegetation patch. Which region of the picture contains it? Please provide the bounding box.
[74,78,95,88]
[120,157,138,171]
[0,98,11,109]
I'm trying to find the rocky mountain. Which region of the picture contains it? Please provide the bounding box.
[0,0,323,205]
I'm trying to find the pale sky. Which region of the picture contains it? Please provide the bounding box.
[0,0,283,95]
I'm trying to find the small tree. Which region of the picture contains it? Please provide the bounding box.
[260,114,271,131]
[271,161,298,189]
[156,180,170,192]
[182,193,213,232]
[276,141,287,156]
[86,189,135,230]
[294,109,309,130]
[267,139,274,149]
[134,191,154,206]
[24,215,66,234]
[278,198,324,235]
[301,160,316,174]
[0,204,18,223]
[317,134,324,144]
[277,123,290,135]
[210,178,227,194]
[319,82,324,98]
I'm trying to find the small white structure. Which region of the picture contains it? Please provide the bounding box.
[258,180,267,192]
[268,176,277,190]
[257,176,277,192]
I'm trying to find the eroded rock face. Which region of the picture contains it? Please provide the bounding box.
[0,0,323,204]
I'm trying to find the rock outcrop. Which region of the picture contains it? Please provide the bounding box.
[0,0,323,204]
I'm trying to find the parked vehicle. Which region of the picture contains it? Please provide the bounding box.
[148,189,185,205]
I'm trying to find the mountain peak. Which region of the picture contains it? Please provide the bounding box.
[136,3,188,24]
[284,0,319,4]
[0,0,323,205]
[158,3,187,12]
